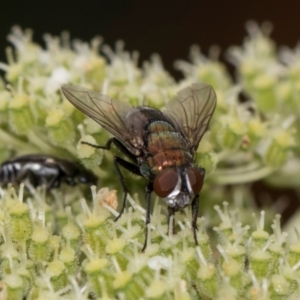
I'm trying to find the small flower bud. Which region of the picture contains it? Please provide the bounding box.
[16,267,33,296]
[217,116,246,149]
[45,108,75,147]
[222,259,244,291]
[145,279,166,299]
[105,237,126,255]
[28,226,51,262]
[0,90,10,124]
[85,55,106,84]
[82,216,111,252]
[59,246,77,275]
[106,237,127,269]
[196,146,218,174]
[269,274,290,298]
[46,260,68,291]
[46,260,67,291]
[252,74,276,113]
[113,270,132,291]
[178,247,198,280]
[5,63,24,83]
[197,263,219,298]
[61,222,81,251]
[287,243,300,268]
[249,249,272,278]
[0,241,19,276]
[264,130,295,167]
[8,203,33,242]
[9,94,35,135]
[247,118,266,146]
[84,258,112,297]
[3,274,23,300]
[76,134,103,169]
[251,230,269,250]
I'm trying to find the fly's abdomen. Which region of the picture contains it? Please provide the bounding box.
[147,121,192,173]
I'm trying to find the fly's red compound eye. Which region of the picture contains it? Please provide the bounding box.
[153,168,178,198]
[187,167,203,195]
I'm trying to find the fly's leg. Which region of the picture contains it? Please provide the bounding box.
[82,138,138,162]
[191,194,200,245]
[141,183,152,252]
[112,156,142,222]
[191,167,205,245]
[82,137,143,222]
[167,207,176,235]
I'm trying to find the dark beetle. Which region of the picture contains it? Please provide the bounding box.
[0,154,97,190]
[62,82,216,251]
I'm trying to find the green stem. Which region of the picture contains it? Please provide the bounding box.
[212,166,274,184]
[0,128,35,151]
[27,130,58,154]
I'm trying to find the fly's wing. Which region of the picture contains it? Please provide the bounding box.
[163,83,217,152]
[61,84,136,152]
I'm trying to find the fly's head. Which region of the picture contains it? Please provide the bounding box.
[153,166,205,210]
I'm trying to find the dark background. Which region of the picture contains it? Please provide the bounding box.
[1,0,300,221]
[1,0,300,79]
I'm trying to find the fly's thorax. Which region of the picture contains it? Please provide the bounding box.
[125,107,149,149]
[125,107,166,150]
[148,121,176,134]
[152,166,204,210]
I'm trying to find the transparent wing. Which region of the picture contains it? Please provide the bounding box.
[61,84,135,151]
[164,83,217,151]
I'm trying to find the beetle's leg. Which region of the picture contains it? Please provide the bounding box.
[82,138,138,162]
[191,194,200,245]
[113,156,142,222]
[141,182,153,252]
[45,174,62,190]
[15,169,40,188]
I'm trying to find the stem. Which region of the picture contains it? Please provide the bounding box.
[0,127,35,151]
[212,166,274,184]
[27,130,58,153]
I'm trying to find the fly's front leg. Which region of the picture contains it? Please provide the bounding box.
[141,182,152,252]
[167,207,176,235]
[113,156,142,222]
[82,138,138,162]
[82,137,142,221]
[191,194,200,245]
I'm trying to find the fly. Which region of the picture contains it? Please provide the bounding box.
[62,83,216,251]
[0,154,97,190]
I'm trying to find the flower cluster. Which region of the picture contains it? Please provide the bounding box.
[0,184,300,299]
[0,22,299,298]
